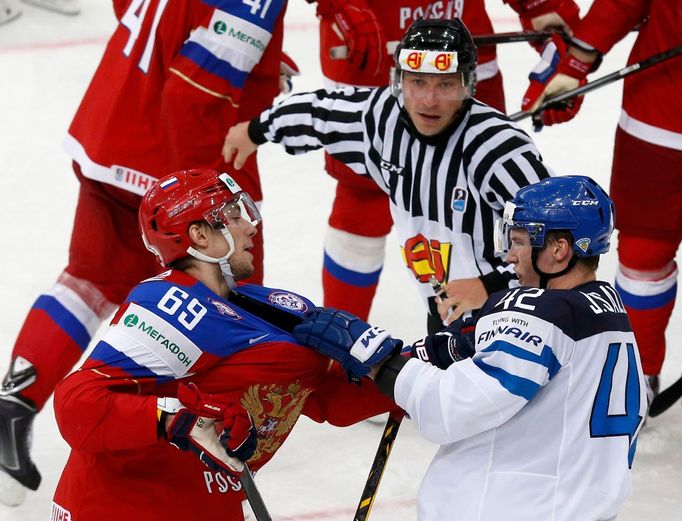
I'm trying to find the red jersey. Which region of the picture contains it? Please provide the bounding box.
[319,0,498,87]
[64,0,287,197]
[52,346,392,521]
[575,0,682,149]
[51,273,394,520]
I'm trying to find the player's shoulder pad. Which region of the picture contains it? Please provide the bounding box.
[236,284,314,317]
[484,281,631,341]
[126,270,200,305]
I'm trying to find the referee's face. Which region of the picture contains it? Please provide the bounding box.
[402,71,468,136]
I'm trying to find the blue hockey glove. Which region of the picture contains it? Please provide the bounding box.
[293,307,403,379]
[407,315,476,370]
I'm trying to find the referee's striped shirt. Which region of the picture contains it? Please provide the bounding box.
[249,86,554,308]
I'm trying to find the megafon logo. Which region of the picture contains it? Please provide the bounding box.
[124,314,139,327]
[433,52,454,71]
[125,315,193,367]
[405,51,426,70]
[213,21,227,34]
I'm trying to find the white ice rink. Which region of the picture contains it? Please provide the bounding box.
[1,1,681,519]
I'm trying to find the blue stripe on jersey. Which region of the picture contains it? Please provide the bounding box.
[34,295,90,351]
[615,281,677,310]
[202,0,283,32]
[480,341,561,380]
[323,253,382,288]
[474,359,540,401]
[180,42,249,87]
[89,340,170,383]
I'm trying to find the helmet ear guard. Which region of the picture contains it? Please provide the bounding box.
[391,17,478,99]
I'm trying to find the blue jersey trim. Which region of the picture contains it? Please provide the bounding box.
[480,340,561,380]
[474,359,540,401]
[90,341,169,383]
[323,253,382,288]
[615,282,677,311]
[180,42,249,88]
[34,295,90,351]
[201,0,283,31]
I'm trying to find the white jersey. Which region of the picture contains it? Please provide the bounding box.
[395,281,646,521]
[249,88,552,309]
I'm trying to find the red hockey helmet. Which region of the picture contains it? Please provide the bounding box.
[139,169,261,266]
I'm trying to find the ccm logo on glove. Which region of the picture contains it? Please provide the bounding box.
[350,326,391,363]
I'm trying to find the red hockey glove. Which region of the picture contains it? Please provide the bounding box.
[315,0,387,76]
[505,0,580,39]
[164,383,257,477]
[521,34,592,128]
[279,51,300,95]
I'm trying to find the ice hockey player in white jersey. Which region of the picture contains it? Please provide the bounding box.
[293,175,647,521]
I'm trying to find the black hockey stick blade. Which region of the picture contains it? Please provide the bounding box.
[509,44,682,122]
[353,410,405,521]
[473,29,557,46]
[240,464,273,521]
[228,289,302,333]
[648,374,682,417]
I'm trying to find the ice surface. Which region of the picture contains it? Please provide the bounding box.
[0,1,680,519]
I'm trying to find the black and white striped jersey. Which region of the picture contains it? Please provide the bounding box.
[249,86,554,307]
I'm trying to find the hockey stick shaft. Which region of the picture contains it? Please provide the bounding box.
[509,44,682,122]
[240,463,273,521]
[353,410,405,521]
[648,373,682,417]
[329,30,558,59]
[227,290,303,333]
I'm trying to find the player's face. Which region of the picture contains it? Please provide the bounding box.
[506,228,540,287]
[216,217,258,280]
[402,72,468,136]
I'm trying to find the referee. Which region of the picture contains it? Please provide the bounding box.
[223,17,554,334]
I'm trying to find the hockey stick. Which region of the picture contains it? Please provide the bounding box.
[509,44,682,122]
[227,290,404,521]
[648,374,682,417]
[353,410,404,521]
[329,30,559,59]
[240,464,273,521]
[228,289,303,333]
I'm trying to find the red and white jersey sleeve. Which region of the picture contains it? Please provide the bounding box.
[64,0,286,196]
[319,0,497,87]
[574,0,682,149]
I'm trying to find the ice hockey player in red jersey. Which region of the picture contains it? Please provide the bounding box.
[314,0,579,331]
[0,0,297,504]
[520,0,682,404]
[50,169,395,521]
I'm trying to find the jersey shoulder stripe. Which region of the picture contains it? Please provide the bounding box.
[202,0,284,31]
[473,358,539,400]
[484,282,632,342]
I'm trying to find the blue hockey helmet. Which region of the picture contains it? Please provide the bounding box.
[495,175,615,258]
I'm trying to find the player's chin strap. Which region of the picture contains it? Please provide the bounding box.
[531,249,578,289]
[187,227,237,289]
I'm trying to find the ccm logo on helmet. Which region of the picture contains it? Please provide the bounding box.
[572,200,599,206]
